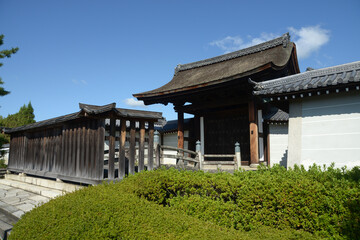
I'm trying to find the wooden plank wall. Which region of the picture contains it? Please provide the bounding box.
[8,118,105,184]
[8,117,157,183]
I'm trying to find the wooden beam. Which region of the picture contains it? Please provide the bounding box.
[148,121,154,171]
[119,119,126,179]
[129,120,136,175]
[108,118,116,179]
[248,101,259,166]
[177,111,184,150]
[139,121,145,172]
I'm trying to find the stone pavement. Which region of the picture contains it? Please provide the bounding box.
[0,177,67,240]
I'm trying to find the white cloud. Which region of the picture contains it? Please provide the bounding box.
[124,98,146,108]
[242,33,279,49]
[210,26,330,59]
[209,33,279,53]
[288,25,330,59]
[72,79,88,85]
[210,36,244,53]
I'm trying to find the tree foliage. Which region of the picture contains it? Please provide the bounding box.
[0,102,36,145]
[1,102,36,128]
[0,34,19,96]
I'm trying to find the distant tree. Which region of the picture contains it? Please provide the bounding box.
[0,34,19,96]
[0,102,36,145]
[0,102,35,128]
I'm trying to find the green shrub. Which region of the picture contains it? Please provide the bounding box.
[10,183,247,240]
[0,159,6,168]
[120,165,360,239]
[10,164,358,239]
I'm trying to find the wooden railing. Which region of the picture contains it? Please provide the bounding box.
[153,131,242,171]
[158,145,200,168]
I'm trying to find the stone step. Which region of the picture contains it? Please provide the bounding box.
[0,207,19,240]
[0,169,6,179]
[5,174,83,193]
[0,179,63,199]
[0,219,13,240]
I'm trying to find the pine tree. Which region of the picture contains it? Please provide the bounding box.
[0,34,19,96]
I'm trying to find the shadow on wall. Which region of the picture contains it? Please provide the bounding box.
[279,149,288,168]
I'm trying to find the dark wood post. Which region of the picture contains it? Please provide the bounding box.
[129,120,136,175]
[148,121,154,171]
[108,118,116,179]
[154,130,160,167]
[248,101,259,167]
[76,124,81,177]
[177,111,184,150]
[139,121,145,172]
[80,124,86,178]
[264,123,270,166]
[60,125,67,174]
[119,119,126,179]
[96,119,105,179]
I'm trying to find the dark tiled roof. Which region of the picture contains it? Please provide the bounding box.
[253,61,360,96]
[263,109,289,122]
[134,33,298,101]
[155,118,192,133]
[79,103,116,114]
[5,103,162,134]
[4,112,80,133]
[175,33,291,73]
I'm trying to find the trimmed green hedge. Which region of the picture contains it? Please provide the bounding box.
[120,164,360,239]
[10,183,246,239]
[10,164,359,239]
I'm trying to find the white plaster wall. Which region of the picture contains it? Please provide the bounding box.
[289,92,360,169]
[162,131,189,165]
[269,124,288,167]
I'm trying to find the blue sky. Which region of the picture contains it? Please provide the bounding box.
[0,0,359,122]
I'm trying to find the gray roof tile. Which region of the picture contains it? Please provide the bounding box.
[263,109,289,122]
[253,61,360,96]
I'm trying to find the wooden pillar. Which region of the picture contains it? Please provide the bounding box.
[139,121,145,172]
[200,116,204,155]
[96,119,105,179]
[108,118,116,179]
[129,120,136,175]
[119,119,126,179]
[194,115,200,141]
[248,101,259,167]
[148,121,154,171]
[79,124,86,178]
[266,125,270,166]
[177,111,184,149]
[76,124,81,177]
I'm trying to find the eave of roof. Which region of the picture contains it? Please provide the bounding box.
[253,61,360,97]
[134,33,298,102]
[5,103,163,134]
[263,108,289,122]
[155,118,192,133]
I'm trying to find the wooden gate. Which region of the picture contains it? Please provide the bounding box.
[204,109,250,163]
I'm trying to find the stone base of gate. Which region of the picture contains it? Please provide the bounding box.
[4,174,83,194]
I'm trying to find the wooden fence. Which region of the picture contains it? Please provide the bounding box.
[153,133,242,171]
[6,104,162,185]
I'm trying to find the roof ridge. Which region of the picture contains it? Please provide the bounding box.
[255,61,360,90]
[174,33,290,74]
